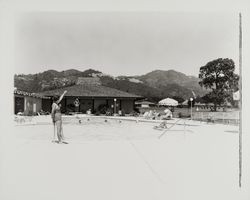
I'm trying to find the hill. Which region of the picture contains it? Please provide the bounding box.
[136,70,206,98]
[14,68,208,101]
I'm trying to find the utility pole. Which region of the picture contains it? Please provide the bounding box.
[239,12,242,188]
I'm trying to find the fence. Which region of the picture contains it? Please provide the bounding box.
[193,111,239,125]
[138,106,240,125]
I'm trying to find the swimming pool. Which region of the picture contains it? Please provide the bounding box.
[14,115,197,142]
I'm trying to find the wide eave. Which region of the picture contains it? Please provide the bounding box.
[39,84,142,99]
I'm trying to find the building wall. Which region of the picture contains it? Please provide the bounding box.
[14,96,24,114]
[97,99,135,114]
[79,99,93,113]
[107,99,114,107]
[121,99,134,114]
[42,99,52,112]
[64,97,93,113]
[94,99,107,112]
[65,97,78,112]
[106,99,120,114]
[22,96,42,115]
[41,96,136,114]
[14,93,47,115]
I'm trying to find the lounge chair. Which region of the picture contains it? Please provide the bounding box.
[154,121,168,130]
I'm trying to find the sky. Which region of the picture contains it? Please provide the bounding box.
[14,12,239,77]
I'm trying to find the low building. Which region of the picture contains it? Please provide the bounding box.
[14,89,50,115]
[181,99,188,107]
[40,77,142,114]
[135,100,155,108]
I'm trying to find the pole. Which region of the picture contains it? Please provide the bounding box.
[114,98,117,115]
[239,13,242,188]
[191,103,192,120]
[190,98,193,120]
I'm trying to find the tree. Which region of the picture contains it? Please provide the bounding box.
[199,58,239,111]
[195,95,206,104]
[172,96,185,104]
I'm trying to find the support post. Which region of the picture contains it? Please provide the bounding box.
[239,13,242,188]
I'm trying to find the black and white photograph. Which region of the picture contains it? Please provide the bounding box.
[0,1,250,200]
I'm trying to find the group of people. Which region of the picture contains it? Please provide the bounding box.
[143,108,173,120]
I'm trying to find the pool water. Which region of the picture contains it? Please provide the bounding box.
[14,115,194,142]
[61,116,161,141]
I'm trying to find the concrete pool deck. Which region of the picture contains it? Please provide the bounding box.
[14,114,207,126]
[0,116,249,200]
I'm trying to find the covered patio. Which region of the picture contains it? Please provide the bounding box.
[40,83,142,114]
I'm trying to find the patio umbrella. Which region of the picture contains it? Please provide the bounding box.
[158,98,178,106]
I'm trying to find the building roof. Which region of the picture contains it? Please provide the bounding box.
[195,102,206,106]
[40,84,142,98]
[14,89,50,99]
[135,100,155,105]
[181,99,188,105]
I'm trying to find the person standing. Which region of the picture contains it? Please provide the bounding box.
[51,90,67,144]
